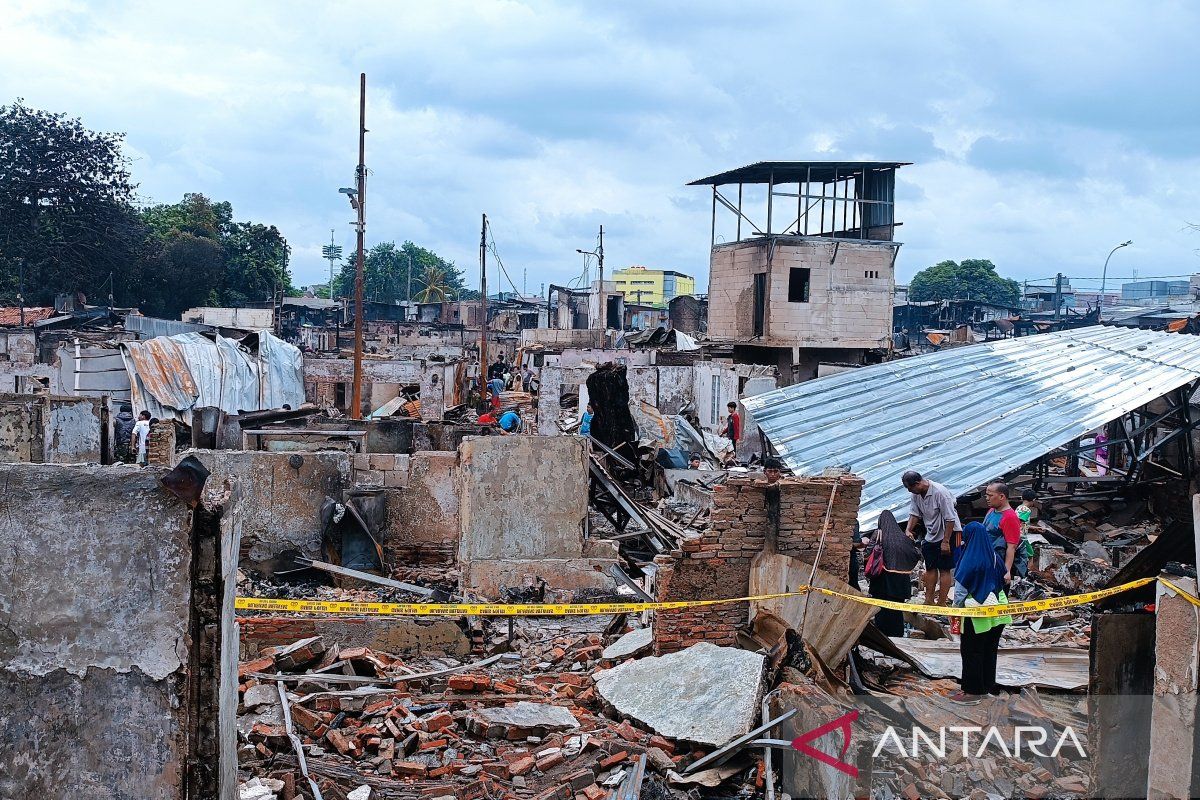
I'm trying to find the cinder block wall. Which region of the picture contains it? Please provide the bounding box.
[653,475,861,654]
[706,237,893,349]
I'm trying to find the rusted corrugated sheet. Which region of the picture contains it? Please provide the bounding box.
[121,331,304,424]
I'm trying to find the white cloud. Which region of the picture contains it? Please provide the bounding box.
[2,0,1198,295]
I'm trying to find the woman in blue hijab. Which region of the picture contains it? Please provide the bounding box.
[952,521,1012,702]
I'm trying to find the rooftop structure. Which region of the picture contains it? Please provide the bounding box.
[692,161,908,382]
[689,161,910,245]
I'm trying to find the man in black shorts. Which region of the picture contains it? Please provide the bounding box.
[901,470,962,606]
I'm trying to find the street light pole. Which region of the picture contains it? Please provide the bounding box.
[1099,240,1132,310]
[350,72,367,420]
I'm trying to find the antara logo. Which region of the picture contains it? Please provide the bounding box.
[790,709,859,778]
[872,725,1086,759]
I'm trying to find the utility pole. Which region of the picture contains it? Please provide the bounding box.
[17,258,24,327]
[479,214,488,410]
[406,251,413,304]
[597,224,605,329]
[1053,272,1063,322]
[350,72,367,420]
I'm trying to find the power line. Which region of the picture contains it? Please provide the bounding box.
[484,222,520,296]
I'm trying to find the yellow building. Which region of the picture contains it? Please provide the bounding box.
[612,266,696,307]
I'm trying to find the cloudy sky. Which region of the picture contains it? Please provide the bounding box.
[4,1,1199,296]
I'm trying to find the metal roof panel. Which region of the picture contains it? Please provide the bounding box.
[742,326,1200,530]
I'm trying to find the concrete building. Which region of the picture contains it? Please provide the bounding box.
[690,161,907,383]
[612,266,696,307]
[1122,279,1190,304]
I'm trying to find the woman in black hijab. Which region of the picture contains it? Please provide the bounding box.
[864,509,921,637]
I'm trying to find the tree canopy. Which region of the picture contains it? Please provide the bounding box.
[908,259,1021,306]
[1,100,468,319]
[333,241,471,303]
[0,99,145,307]
[0,101,293,316]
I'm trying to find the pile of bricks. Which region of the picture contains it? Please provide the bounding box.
[653,474,861,654]
[237,629,700,799]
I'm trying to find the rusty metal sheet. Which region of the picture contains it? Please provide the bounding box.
[121,330,303,425]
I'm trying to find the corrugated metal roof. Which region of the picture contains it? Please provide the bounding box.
[743,326,1200,530]
[687,161,912,186]
[120,330,304,425]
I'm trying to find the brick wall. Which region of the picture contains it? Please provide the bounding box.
[353,451,461,568]
[146,419,175,467]
[653,474,861,654]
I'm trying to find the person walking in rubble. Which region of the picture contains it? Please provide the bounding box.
[901,470,962,606]
[951,519,1012,702]
[720,401,741,447]
[132,410,152,466]
[579,402,593,436]
[114,403,136,463]
[983,481,1022,584]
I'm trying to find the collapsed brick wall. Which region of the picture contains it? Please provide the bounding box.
[653,475,861,655]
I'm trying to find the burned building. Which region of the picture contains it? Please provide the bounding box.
[691,161,907,383]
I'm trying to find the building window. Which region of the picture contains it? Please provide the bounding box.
[864,270,880,279]
[788,268,811,303]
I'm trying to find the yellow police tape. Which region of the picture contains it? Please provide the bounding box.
[234,575,1200,618]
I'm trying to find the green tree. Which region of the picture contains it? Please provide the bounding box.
[908,259,1020,306]
[0,99,146,307]
[334,241,469,303]
[222,221,292,303]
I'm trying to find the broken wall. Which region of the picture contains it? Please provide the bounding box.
[0,393,41,461]
[195,450,351,560]
[458,436,616,596]
[0,393,102,464]
[354,451,461,567]
[0,464,223,799]
[44,396,103,463]
[653,475,861,654]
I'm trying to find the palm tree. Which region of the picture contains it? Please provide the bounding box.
[414,264,450,303]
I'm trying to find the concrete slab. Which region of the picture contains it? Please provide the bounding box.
[593,642,766,746]
[468,701,580,739]
[602,628,653,661]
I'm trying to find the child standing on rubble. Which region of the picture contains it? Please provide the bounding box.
[1016,489,1039,536]
[132,410,151,466]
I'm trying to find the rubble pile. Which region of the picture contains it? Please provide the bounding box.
[236,619,772,800]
